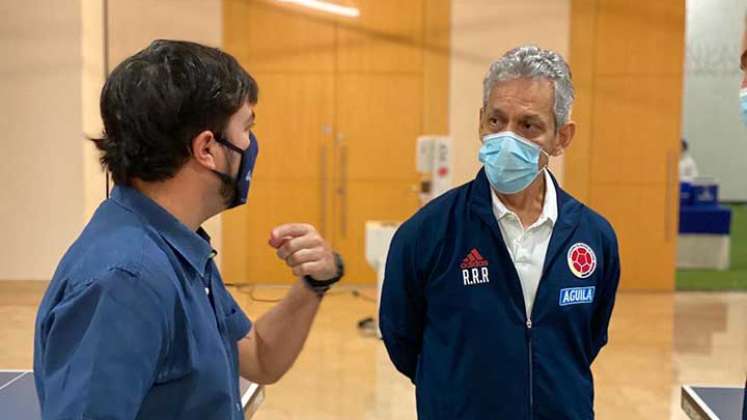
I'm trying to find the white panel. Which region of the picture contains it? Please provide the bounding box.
[683,0,747,201]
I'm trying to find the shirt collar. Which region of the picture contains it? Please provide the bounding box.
[110,186,216,277]
[491,169,558,227]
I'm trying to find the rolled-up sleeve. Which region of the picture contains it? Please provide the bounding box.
[37,267,168,420]
[220,285,252,342]
[379,220,426,383]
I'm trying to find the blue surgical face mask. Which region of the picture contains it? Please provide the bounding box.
[740,88,747,127]
[478,131,549,194]
[214,132,259,209]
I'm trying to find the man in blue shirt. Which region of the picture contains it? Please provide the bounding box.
[380,45,621,419]
[34,40,344,420]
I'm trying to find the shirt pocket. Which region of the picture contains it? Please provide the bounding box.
[221,305,252,342]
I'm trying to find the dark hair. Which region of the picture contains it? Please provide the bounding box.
[93,39,258,185]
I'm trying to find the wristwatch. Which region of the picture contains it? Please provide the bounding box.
[303,252,345,296]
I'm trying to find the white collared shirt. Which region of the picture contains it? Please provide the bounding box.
[491,169,558,318]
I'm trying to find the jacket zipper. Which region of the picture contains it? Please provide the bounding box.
[527,317,534,419]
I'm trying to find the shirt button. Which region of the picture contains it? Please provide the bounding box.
[236,402,242,411]
[205,287,210,295]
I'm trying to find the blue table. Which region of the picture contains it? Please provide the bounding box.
[681,385,745,420]
[0,370,264,419]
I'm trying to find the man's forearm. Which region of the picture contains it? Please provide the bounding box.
[238,280,321,384]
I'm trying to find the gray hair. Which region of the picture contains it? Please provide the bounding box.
[483,45,575,128]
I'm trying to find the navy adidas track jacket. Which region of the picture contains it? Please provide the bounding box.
[380,169,620,420]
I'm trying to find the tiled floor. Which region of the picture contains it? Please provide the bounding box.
[1,281,744,419]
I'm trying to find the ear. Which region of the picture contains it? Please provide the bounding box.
[553,120,576,156]
[191,130,219,170]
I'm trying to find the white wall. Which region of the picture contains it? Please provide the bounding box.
[0,0,85,280]
[0,0,224,280]
[683,0,747,201]
[449,0,570,186]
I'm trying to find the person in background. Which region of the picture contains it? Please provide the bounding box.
[740,13,747,126]
[679,139,699,182]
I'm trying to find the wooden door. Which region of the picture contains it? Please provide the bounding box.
[222,0,336,284]
[332,74,423,284]
[331,0,426,284]
[568,0,684,290]
[222,0,449,285]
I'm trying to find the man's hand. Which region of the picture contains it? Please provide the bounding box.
[269,224,337,281]
[240,224,333,384]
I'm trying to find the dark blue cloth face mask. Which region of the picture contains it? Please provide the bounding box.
[213,132,259,209]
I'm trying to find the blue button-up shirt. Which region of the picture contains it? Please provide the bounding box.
[34,186,252,420]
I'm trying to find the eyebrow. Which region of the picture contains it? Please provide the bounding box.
[523,114,545,124]
[487,108,507,118]
[488,106,544,123]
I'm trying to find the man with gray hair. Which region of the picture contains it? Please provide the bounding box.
[380,45,620,419]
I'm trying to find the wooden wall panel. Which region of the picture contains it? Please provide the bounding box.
[568,0,684,290]
[222,0,450,285]
[336,0,424,73]
[224,0,336,73]
[335,74,422,181]
[333,74,423,283]
[423,0,450,134]
[565,0,596,203]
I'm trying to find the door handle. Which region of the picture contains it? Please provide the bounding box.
[337,134,348,239]
[320,143,328,238]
